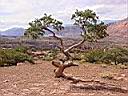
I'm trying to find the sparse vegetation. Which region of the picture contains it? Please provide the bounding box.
[0,48,34,67]
[23,10,128,95]
[42,49,58,61]
[80,47,128,65]
[0,0,128,95]
[14,46,28,53]
[84,49,104,63]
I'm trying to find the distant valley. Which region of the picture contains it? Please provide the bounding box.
[0,20,115,37]
[0,19,128,43]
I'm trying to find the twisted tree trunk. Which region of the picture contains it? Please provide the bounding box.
[46,27,128,93]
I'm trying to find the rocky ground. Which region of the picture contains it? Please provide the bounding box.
[0,60,128,96]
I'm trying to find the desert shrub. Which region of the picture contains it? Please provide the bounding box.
[42,49,58,61]
[116,48,128,65]
[72,53,83,60]
[108,48,128,65]
[84,49,104,63]
[116,56,128,65]
[82,47,128,65]
[72,55,81,60]
[14,46,28,53]
[0,48,34,67]
[100,51,113,64]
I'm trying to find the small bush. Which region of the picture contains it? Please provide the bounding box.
[0,48,34,67]
[84,50,104,63]
[42,49,58,61]
[73,53,83,60]
[82,47,128,65]
[14,46,28,53]
[100,51,113,64]
[108,48,128,65]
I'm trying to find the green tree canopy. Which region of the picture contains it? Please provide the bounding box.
[71,9,108,42]
[24,13,64,39]
[24,9,109,81]
[24,9,108,61]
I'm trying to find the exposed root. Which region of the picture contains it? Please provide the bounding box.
[52,60,128,93]
[52,61,78,78]
[52,61,106,84]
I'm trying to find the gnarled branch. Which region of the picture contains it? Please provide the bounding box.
[64,38,85,53]
[44,27,64,50]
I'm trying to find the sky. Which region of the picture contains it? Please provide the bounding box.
[0,0,128,30]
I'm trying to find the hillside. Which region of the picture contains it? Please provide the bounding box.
[0,28,25,37]
[107,18,128,38]
[102,18,128,44]
[0,18,127,43]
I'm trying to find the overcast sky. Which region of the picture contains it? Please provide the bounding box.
[0,0,128,30]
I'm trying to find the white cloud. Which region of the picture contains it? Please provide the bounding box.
[96,0,127,5]
[0,0,127,29]
[96,4,127,20]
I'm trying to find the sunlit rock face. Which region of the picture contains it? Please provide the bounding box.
[107,17,128,38]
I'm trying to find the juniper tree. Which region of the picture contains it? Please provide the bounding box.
[24,9,108,82]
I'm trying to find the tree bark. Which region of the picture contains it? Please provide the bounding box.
[52,61,78,78]
[64,38,85,53]
[52,61,128,93]
[49,28,128,93]
[44,28,64,50]
[45,27,85,61]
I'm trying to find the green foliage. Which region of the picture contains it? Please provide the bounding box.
[0,48,34,67]
[24,14,64,39]
[25,9,107,42]
[24,9,108,64]
[42,49,58,61]
[84,50,104,63]
[72,9,108,42]
[14,46,28,53]
[82,48,128,65]
[111,48,128,64]
[73,53,82,60]
[104,48,128,65]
